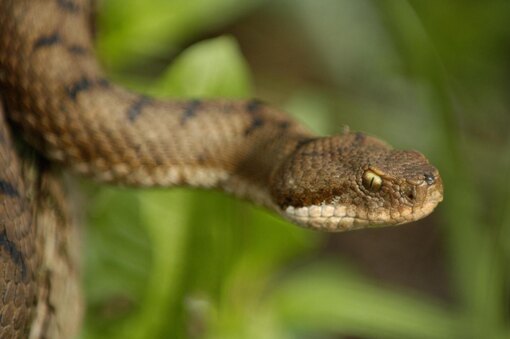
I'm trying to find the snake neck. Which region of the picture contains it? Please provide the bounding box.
[0,0,314,208]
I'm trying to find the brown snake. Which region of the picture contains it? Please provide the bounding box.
[0,0,444,337]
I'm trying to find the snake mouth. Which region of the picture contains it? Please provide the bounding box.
[283,204,373,231]
[282,186,443,232]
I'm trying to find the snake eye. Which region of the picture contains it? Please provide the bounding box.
[362,170,382,192]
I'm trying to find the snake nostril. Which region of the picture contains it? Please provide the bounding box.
[424,173,435,185]
[406,190,415,201]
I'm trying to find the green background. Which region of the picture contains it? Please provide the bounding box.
[79,1,510,338]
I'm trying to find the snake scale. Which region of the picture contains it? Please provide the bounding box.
[0,0,444,337]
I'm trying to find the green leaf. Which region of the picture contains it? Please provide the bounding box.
[151,36,252,98]
[117,190,193,339]
[82,188,151,338]
[270,264,460,339]
[97,0,264,70]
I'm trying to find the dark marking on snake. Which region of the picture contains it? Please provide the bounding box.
[278,121,290,130]
[33,32,61,50]
[132,143,142,156]
[127,95,151,122]
[244,99,267,135]
[153,156,164,167]
[296,137,316,149]
[180,99,202,125]
[68,45,88,55]
[197,154,207,165]
[97,78,111,88]
[56,0,80,13]
[246,99,264,113]
[0,230,27,281]
[0,179,19,197]
[244,116,264,136]
[354,132,366,145]
[67,77,91,100]
[301,151,323,157]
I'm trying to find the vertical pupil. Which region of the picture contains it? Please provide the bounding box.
[362,171,381,192]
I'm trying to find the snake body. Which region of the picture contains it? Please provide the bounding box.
[0,0,443,337]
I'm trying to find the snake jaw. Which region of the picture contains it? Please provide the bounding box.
[282,180,443,231]
[283,203,371,231]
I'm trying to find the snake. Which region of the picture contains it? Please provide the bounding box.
[0,0,444,337]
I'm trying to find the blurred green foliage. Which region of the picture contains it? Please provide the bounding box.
[80,0,510,338]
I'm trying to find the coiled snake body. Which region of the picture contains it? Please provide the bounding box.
[0,0,443,337]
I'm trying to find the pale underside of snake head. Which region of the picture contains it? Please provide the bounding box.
[270,132,443,231]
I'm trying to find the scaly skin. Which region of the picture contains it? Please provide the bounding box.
[0,0,443,337]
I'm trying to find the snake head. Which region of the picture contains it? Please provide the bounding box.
[270,132,443,231]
